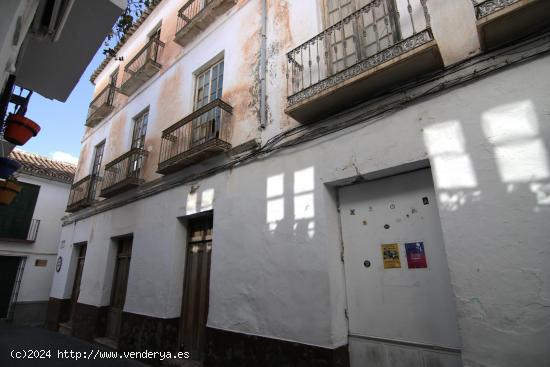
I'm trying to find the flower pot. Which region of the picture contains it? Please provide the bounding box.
[3,113,41,145]
[0,157,21,179]
[0,179,22,205]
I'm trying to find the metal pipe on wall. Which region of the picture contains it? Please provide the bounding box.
[259,0,267,129]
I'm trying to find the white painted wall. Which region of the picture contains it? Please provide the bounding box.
[0,174,71,302]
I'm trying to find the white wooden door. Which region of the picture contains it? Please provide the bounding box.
[339,169,462,367]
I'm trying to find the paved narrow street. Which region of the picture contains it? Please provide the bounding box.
[0,323,147,366]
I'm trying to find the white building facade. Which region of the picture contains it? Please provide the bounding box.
[0,150,75,326]
[49,1,550,366]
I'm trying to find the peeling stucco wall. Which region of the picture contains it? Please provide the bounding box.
[77,0,263,185]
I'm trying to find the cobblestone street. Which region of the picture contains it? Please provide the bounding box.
[0,323,187,366]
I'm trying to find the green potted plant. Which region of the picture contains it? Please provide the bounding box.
[0,176,22,205]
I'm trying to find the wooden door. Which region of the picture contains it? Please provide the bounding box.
[106,238,132,341]
[68,245,87,324]
[179,216,213,360]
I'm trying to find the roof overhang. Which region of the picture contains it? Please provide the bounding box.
[15,0,125,101]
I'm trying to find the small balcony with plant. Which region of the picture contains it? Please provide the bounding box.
[473,0,550,50]
[285,0,442,123]
[157,99,232,175]
[174,0,238,46]
[99,148,148,198]
[119,38,165,96]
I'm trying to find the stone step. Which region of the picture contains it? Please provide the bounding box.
[58,322,72,336]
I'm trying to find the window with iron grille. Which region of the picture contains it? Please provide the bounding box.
[129,109,149,176]
[323,0,400,75]
[89,141,105,200]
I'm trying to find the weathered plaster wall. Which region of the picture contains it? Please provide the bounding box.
[428,0,480,65]
[262,0,482,142]
[262,0,321,137]
[78,0,263,185]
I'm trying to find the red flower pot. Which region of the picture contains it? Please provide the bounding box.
[3,113,41,145]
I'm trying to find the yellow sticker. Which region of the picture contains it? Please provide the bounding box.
[381,243,401,269]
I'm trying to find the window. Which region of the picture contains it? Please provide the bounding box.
[107,69,119,105]
[129,109,149,175]
[323,0,399,74]
[194,59,224,109]
[148,25,162,62]
[89,141,105,200]
[192,59,224,145]
[0,182,40,240]
[131,110,149,150]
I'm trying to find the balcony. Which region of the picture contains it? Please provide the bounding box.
[66,174,101,212]
[99,148,148,198]
[85,84,117,127]
[158,99,232,175]
[119,38,165,96]
[0,219,40,243]
[473,0,550,50]
[174,0,237,46]
[285,0,442,123]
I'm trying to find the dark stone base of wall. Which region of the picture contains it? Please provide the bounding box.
[119,312,179,351]
[72,302,108,341]
[12,301,48,327]
[204,327,350,367]
[45,297,71,331]
[119,312,179,366]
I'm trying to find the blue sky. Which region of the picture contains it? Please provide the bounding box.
[19,49,106,165]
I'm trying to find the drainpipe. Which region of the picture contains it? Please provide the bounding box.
[259,0,267,129]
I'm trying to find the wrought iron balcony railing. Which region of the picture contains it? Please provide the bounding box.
[158,99,232,175]
[473,0,521,19]
[86,84,117,127]
[472,0,549,49]
[100,148,148,198]
[174,0,237,46]
[0,218,40,242]
[26,219,40,242]
[119,38,164,96]
[66,174,101,212]
[286,0,438,122]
